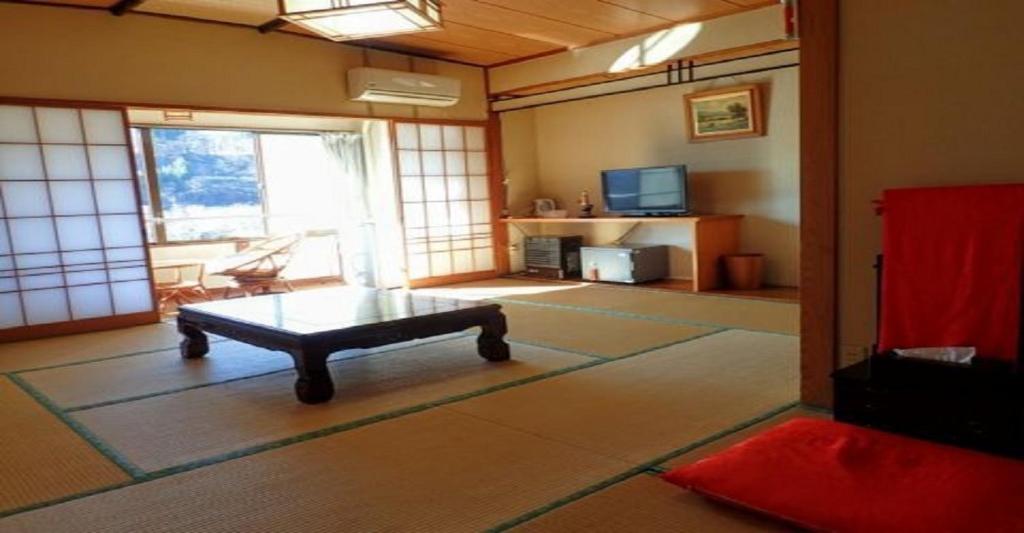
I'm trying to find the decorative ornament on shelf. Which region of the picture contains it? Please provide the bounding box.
[578,190,595,218]
[533,198,556,217]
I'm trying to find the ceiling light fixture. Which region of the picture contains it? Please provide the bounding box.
[278,0,442,41]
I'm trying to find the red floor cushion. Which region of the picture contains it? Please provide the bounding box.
[662,418,1024,532]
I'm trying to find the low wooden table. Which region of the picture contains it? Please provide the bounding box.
[176,287,510,404]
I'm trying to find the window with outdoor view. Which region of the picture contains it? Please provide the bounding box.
[132,127,341,244]
[132,128,264,242]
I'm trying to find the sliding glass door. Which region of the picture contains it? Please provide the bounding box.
[393,121,496,286]
[0,102,156,340]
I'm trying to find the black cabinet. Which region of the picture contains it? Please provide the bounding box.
[833,356,1024,458]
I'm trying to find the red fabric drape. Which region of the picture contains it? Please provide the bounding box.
[878,184,1024,361]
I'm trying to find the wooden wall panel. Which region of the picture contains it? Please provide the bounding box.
[365,35,517,66]
[480,0,670,32]
[438,0,617,48]
[596,0,743,22]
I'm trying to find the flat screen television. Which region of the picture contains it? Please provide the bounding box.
[601,165,689,216]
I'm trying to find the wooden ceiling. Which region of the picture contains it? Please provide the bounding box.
[17,0,776,67]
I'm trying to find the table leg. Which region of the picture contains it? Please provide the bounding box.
[478,310,511,362]
[177,319,209,359]
[290,349,334,404]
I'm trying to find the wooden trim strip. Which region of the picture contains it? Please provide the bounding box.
[490,40,797,98]
[0,95,488,126]
[0,310,160,343]
[491,62,797,113]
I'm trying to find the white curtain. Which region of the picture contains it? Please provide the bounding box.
[321,132,377,287]
[361,121,407,288]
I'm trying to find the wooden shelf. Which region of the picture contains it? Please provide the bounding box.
[499,215,743,224]
[503,214,744,292]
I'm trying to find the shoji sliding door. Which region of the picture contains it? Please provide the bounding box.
[0,102,157,341]
[394,121,497,287]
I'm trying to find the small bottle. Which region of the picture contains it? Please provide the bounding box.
[588,262,599,281]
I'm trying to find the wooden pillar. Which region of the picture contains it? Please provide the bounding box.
[799,0,840,407]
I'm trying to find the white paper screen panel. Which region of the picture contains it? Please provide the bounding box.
[0,104,154,329]
[395,122,494,280]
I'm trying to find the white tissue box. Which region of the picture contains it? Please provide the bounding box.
[893,346,976,364]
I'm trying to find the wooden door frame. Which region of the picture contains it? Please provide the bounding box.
[798,0,839,407]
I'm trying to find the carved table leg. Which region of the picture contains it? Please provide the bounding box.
[290,349,334,404]
[177,319,209,359]
[478,310,511,362]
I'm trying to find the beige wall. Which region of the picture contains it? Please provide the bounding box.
[500,67,800,286]
[838,0,1024,360]
[499,110,541,272]
[0,4,487,121]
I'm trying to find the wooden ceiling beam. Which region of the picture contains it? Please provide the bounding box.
[110,0,146,16]
[258,18,288,34]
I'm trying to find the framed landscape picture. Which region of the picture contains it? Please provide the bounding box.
[684,84,764,142]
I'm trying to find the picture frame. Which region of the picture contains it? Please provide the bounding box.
[684,84,764,142]
[533,198,557,215]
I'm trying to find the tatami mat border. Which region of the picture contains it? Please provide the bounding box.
[7,337,231,375]
[506,338,612,360]
[486,401,802,532]
[506,333,724,361]
[6,374,146,479]
[60,333,475,413]
[491,298,798,336]
[0,328,732,520]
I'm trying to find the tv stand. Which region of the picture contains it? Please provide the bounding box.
[500,214,742,291]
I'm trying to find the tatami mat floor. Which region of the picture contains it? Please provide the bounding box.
[0,277,804,532]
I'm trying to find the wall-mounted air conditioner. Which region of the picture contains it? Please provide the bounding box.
[347,67,461,107]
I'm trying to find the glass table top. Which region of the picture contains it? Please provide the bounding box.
[180,287,493,335]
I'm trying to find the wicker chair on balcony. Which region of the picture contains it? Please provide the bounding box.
[210,234,303,298]
[154,262,211,312]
